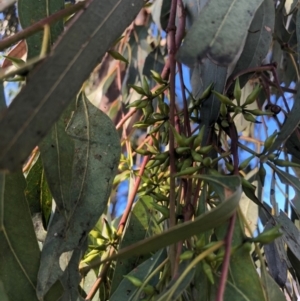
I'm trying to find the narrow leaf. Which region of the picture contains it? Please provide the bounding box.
[268,162,300,194]
[18,0,64,58]
[177,0,263,66]
[107,50,129,64]
[110,249,166,301]
[59,246,86,301]
[0,83,62,301]
[80,268,99,301]
[24,155,44,216]
[0,171,63,301]
[156,260,195,301]
[276,211,300,263]
[37,93,121,297]
[0,0,144,171]
[190,173,240,200]
[214,214,266,301]
[261,272,288,301]
[264,233,287,288]
[0,282,9,301]
[262,55,300,157]
[227,0,275,90]
[190,60,227,148]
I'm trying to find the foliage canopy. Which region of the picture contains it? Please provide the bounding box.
[0,0,300,300]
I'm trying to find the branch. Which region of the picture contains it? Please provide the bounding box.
[0,1,86,51]
[216,212,236,301]
[166,0,178,276]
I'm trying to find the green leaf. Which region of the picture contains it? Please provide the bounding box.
[0,81,62,301]
[0,0,144,172]
[227,0,275,90]
[268,162,300,195]
[193,173,240,201]
[151,0,171,31]
[276,211,300,263]
[24,154,52,227]
[37,93,121,298]
[156,260,195,301]
[214,215,266,301]
[0,171,39,301]
[39,99,76,216]
[190,60,227,148]
[287,248,300,283]
[18,0,64,58]
[110,249,166,301]
[286,129,300,161]
[101,176,241,262]
[143,48,165,82]
[0,282,9,301]
[0,81,5,111]
[177,0,263,66]
[110,196,161,294]
[2,55,25,68]
[0,171,63,301]
[262,33,300,158]
[212,91,234,106]
[264,229,287,288]
[24,155,44,216]
[80,267,99,301]
[40,169,52,225]
[107,50,129,64]
[183,0,209,28]
[59,247,86,301]
[122,27,166,99]
[221,261,266,301]
[193,262,211,300]
[272,4,296,85]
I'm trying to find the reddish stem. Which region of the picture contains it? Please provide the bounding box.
[85,260,110,300]
[175,0,186,48]
[177,62,191,136]
[116,108,137,130]
[215,212,236,301]
[117,154,149,234]
[166,0,178,276]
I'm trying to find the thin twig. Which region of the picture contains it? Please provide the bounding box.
[0,1,86,51]
[269,65,291,113]
[225,63,276,94]
[264,76,297,94]
[117,153,150,234]
[240,136,264,145]
[177,63,190,136]
[22,146,39,172]
[116,108,137,130]
[84,259,111,300]
[215,212,236,301]
[175,0,186,49]
[166,0,178,276]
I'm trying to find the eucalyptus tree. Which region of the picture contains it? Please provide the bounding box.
[0,1,299,300]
